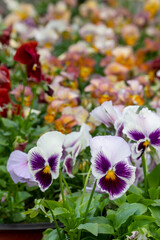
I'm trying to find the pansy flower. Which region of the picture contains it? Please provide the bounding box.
[63,123,91,177]
[123,107,160,159]
[14,41,38,64]
[28,131,65,191]
[90,136,136,200]
[14,41,43,83]
[7,150,36,187]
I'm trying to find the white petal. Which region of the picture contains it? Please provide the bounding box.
[90,101,118,127]
[63,123,91,158]
[37,131,65,159]
[90,135,131,166]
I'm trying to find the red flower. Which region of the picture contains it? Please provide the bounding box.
[0,25,12,45]
[0,65,11,90]
[26,55,42,83]
[14,41,48,83]
[0,88,10,117]
[14,41,38,64]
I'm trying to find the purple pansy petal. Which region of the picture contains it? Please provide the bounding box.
[131,142,143,160]
[29,149,45,171]
[98,175,127,200]
[115,161,135,180]
[149,129,160,146]
[91,151,111,178]
[64,155,74,178]
[35,169,52,191]
[129,131,145,141]
[48,154,59,173]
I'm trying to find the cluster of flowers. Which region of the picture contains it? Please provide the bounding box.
[7,100,160,200]
[0,0,160,201]
[0,0,160,132]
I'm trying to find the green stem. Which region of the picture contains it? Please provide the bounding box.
[80,167,91,205]
[61,174,72,196]
[84,180,97,221]
[44,201,63,240]
[142,154,148,196]
[78,179,97,240]
[25,87,36,127]
[20,65,28,116]
[59,169,65,205]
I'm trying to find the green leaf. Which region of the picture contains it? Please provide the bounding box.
[113,194,126,206]
[15,191,31,203]
[113,203,147,230]
[140,199,155,206]
[127,193,142,203]
[53,207,70,216]
[1,118,18,129]
[13,213,26,222]
[0,179,6,188]
[128,215,156,232]
[0,165,7,173]
[78,223,98,236]
[147,164,160,188]
[98,224,114,234]
[23,208,40,218]
[44,200,63,210]
[149,206,160,227]
[128,185,143,195]
[88,216,110,224]
[148,187,160,200]
[42,229,64,240]
[132,203,147,215]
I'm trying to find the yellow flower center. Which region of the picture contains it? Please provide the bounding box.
[43,166,51,174]
[105,170,116,181]
[32,64,37,71]
[143,140,150,148]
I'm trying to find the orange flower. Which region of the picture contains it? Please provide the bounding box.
[122,24,140,46]
[54,115,78,134]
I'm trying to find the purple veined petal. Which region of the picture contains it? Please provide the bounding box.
[115,120,124,137]
[131,142,144,160]
[91,151,111,179]
[48,154,60,179]
[98,174,127,200]
[115,161,136,182]
[63,123,91,158]
[28,147,45,171]
[64,155,74,178]
[90,101,118,127]
[128,130,145,141]
[35,168,52,191]
[149,129,160,146]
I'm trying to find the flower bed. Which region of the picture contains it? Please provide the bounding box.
[0,0,160,239]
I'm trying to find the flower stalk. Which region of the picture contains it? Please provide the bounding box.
[59,168,65,205]
[142,154,148,196]
[44,200,63,240]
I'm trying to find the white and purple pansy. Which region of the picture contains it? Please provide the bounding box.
[90,136,136,200]
[63,123,91,177]
[28,131,65,191]
[123,107,160,159]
